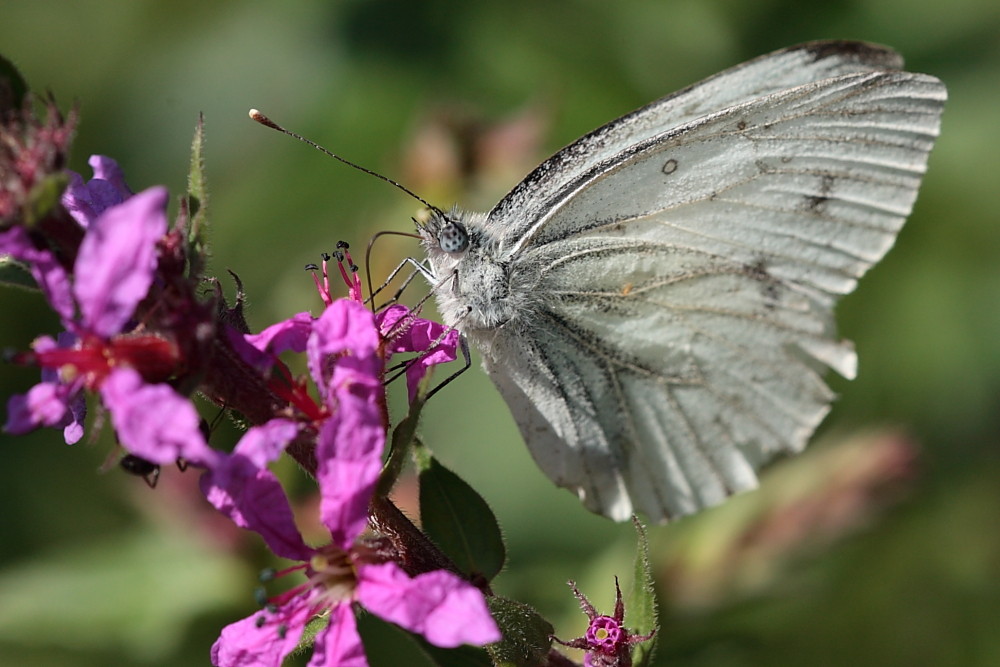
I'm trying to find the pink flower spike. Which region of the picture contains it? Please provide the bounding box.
[74,186,169,338]
[357,562,501,648]
[100,367,220,468]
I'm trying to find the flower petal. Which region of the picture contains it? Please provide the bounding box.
[100,367,219,467]
[245,312,313,356]
[61,156,133,228]
[4,382,73,435]
[211,593,312,667]
[87,155,132,198]
[316,380,384,549]
[0,226,74,326]
[308,602,368,667]
[307,299,380,400]
[74,186,168,337]
[235,312,314,375]
[232,418,300,469]
[201,420,311,561]
[375,305,459,401]
[357,562,501,648]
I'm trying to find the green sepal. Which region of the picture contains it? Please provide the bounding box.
[185,113,209,279]
[287,614,329,661]
[0,53,28,112]
[415,444,506,582]
[627,516,659,666]
[24,172,69,227]
[484,595,554,667]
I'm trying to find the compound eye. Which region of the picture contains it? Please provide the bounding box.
[438,220,469,254]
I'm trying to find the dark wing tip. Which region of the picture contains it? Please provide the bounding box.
[799,40,905,70]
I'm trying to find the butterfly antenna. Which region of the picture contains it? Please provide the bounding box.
[249,109,446,218]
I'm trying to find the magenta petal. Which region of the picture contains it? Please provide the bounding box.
[308,602,368,667]
[201,422,311,561]
[234,313,314,375]
[88,155,132,198]
[211,594,311,667]
[74,186,168,338]
[357,562,501,648]
[232,419,300,468]
[375,305,459,401]
[316,382,385,549]
[62,156,132,228]
[100,367,220,467]
[245,312,314,356]
[373,304,410,340]
[0,226,75,326]
[307,300,380,397]
[4,382,72,435]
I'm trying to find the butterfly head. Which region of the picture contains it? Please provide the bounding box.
[437,217,469,254]
[418,208,470,256]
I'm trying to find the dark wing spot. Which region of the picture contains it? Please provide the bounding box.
[736,119,748,131]
[745,259,781,308]
[802,174,835,213]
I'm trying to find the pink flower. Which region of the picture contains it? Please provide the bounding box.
[553,579,655,667]
[3,181,211,466]
[202,299,499,667]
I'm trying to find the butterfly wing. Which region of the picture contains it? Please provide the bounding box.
[492,41,908,250]
[480,67,945,521]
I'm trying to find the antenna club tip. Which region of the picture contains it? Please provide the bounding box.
[249,109,279,130]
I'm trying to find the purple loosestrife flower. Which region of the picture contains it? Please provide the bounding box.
[553,579,655,667]
[2,165,212,466]
[203,299,499,667]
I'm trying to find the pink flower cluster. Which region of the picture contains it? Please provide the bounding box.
[2,157,499,666]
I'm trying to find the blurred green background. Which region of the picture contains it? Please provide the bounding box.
[0,1,997,665]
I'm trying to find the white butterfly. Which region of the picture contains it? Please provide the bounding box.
[418,41,946,522]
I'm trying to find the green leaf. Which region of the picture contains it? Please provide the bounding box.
[356,609,493,667]
[627,517,659,666]
[485,596,553,667]
[415,447,506,582]
[0,256,41,291]
[0,53,28,112]
[25,173,69,226]
[376,394,425,497]
[185,113,208,278]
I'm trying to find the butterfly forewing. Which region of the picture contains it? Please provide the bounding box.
[492,41,908,251]
[428,42,946,522]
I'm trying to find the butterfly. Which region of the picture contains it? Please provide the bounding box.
[413,41,946,523]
